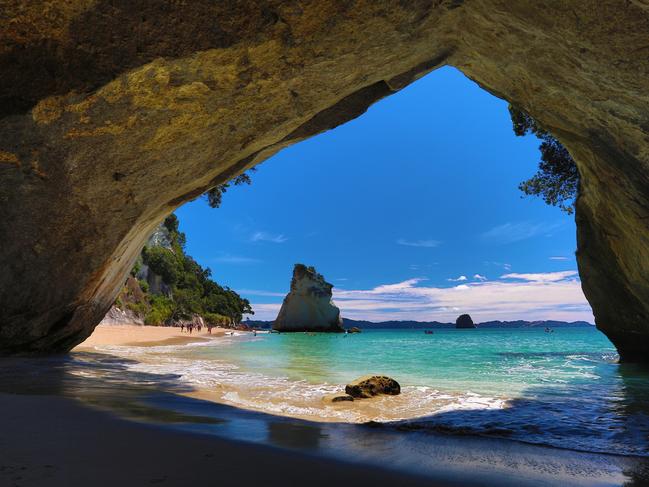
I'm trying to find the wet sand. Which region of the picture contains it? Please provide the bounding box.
[49,325,649,485]
[75,324,228,348]
[1,389,646,487]
[0,393,442,487]
[1,334,647,486]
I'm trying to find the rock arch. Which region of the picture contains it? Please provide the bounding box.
[1,1,648,359]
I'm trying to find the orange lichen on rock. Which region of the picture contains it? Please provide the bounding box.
[0,151,20,167]
[32,96,65,124]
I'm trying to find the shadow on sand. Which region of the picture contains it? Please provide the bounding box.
[1,351,649,486]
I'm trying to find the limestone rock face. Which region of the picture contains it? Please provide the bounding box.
[345,376,401,399]
[273,265,343,332]
[456,314,476,329]
[1,2,649,358]
[99,306,144,326]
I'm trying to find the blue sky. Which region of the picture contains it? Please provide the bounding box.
[176,67,593,323]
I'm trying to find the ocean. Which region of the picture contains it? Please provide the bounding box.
[89,326,649,457]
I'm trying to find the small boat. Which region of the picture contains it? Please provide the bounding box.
[424,330,434,335]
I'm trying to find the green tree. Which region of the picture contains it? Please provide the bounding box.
[510,106,580,214]
[142,246,181,286]
[137,214,254,324]
[205,169,256,208]
[145,295,174,325]
[119,200,255,324]
[163,214,186,249]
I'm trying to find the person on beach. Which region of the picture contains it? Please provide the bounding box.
[180,323,185,333]
[188,324,193,334]
[207,325,212,335]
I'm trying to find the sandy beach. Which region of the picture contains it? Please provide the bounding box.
[0,393,443,487]
[75,324,229,348]
[0,326,647,486]
[1,386,646,487]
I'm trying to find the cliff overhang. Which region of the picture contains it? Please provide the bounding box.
[1,1,648,360]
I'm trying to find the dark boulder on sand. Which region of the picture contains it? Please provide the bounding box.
[345,375,401,398]
[323,393,355,403]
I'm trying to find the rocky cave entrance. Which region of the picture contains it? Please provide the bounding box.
[1,2,648,360]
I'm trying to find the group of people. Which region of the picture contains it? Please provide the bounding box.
[177,322,260,336]
[179,322,216,334]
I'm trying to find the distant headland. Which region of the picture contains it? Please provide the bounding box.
[246,317,594,330]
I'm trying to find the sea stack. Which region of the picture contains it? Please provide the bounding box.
[456,314,476,329]
[273,264,344,332]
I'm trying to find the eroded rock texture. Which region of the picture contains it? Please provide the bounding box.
[345,375,401,399]
[0,1,648,358]
[273,264,343,332]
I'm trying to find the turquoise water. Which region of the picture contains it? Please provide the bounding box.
[201,328,616,395]
[93,327,649,456]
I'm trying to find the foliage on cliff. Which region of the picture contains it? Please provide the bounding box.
[117,214,253,326]
[205,169,256,208]
[510,106,580,214]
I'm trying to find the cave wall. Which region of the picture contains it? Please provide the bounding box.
[0,1,648,358]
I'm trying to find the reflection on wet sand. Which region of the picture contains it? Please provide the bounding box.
[267,421,325,450]
[0,352,648,486]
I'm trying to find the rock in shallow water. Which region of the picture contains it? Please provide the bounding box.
[345,375,401,399]
[273,264,343,332]
[323,393,355,403]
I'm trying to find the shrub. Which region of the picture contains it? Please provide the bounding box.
[138,279,149,294]
[144,295,174,325]
[125,301,148,317]
[142,246,181,286]
[510,105,580,214]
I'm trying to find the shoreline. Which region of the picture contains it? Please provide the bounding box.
[74,323,231,349]
[0,392,444,487]
[71,325,649,457]
[2,325,647,485]
[1,390,646,487]
[75,325,507,426]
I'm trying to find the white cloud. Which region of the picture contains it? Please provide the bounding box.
[447,275,468,282]
[250,231,287,244]
[397,238,440,248]
[245,303,282,319]
[549,256,570,261]
[481,221,563,244]
[500,270,578,282]
[249,271,593,322]
[485,261,512,271]
[213,254,260,264]
[332,272,590,323]
[247,264,592,322]
[372,278,427,293]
